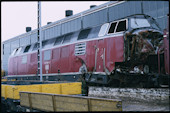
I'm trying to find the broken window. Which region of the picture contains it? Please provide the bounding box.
[131,18,150,29]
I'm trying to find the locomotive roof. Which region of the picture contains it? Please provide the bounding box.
[3,1,122,43]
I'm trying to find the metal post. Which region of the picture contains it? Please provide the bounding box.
[37,1,43,81]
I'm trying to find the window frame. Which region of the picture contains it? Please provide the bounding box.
[43,50,51,61]
[107,18,128,35]
[77,28,91,40]
[14,47,22,55]
[54,36,64,46]
[98,23,110,37]
[24,45,31,53]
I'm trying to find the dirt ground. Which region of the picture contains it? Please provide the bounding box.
[122,100,170,111]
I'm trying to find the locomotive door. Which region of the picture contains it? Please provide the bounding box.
[96,39,105,72]
[43,50,52,74]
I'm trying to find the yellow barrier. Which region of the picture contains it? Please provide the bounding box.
[20,92,122,111]
[1,79,7,81]
[1,82,82,100]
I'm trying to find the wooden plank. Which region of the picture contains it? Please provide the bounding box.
[20,93,30,107]
[31,94,53,111]
[52,95,56,112]
[90,99,119,108]
[87,98,91,111]
[55,102,88,111]
[28,93,32,110]
[31,93,52,100]
[32,105,53,112]
[19,88,122,112]
[90,98,122,111]
[55,96,87,103]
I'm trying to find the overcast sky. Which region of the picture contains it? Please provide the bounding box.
[1,1,108,42]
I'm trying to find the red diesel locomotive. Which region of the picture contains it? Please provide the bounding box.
[7,14,169,87]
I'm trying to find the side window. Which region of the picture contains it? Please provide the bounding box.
[63,33,73,44]
[54,36,64,46]
[44,50,51,61]
[98,23,109,37]
[15,47,22,55]
[42,40,48,48]
[77,28,91,40]
[116,20,127,32]
[22,55,27,64]
[108,22,117,34]
[24,45,31,53]
[33,43,38,51]
[42,38,55,49]
[87,25,101,39]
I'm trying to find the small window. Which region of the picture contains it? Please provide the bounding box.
[63,33,73,44]
[24,45,31,53]
[88,25,101,39]
[42,40,48,48]
[33,43,39,51]
[43,38,55,48]
[116,20,127,32]
[44,50,51,61]
[54,36,64,45]
[22,55,27,64]
[108,22,117,34]
[15,47,22,55]
[98,23,109,37]
[78,28,91,40]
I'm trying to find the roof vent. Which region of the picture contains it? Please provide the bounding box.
[90,5,96,9]
[47,22,52,24]
[26,27,31,32]
[66,10,73,17]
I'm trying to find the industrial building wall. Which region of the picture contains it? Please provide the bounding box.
[2,1,169,75]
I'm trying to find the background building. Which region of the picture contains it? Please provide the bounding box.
[2,1,169,75]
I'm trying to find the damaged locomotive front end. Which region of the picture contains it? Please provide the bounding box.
[114,14,169,87]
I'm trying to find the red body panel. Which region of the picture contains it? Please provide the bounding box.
[17,55,27,75]
[28,53,38,74]
[51,48,61,73]
[8,35,124,76]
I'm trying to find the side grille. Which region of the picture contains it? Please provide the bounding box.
[75,42,86,56]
